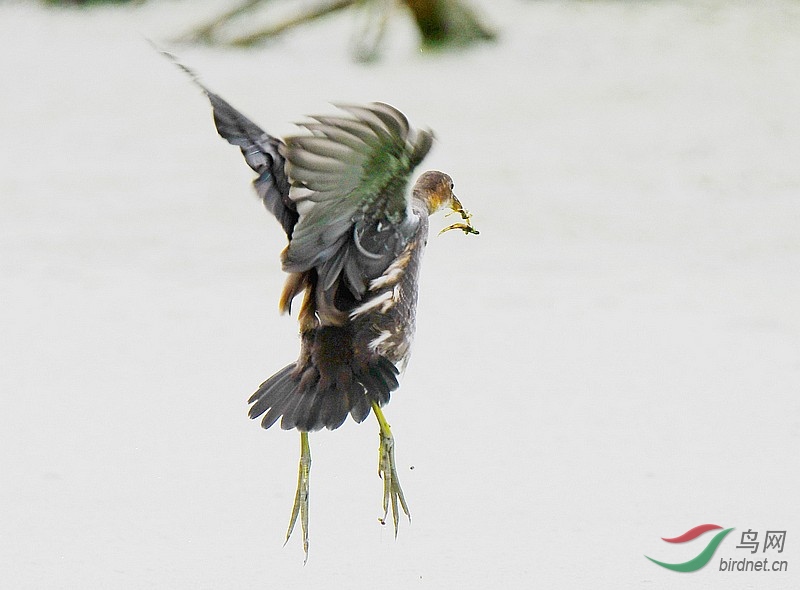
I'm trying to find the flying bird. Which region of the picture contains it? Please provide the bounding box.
[169,55,478,560]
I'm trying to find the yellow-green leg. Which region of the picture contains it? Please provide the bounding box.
[372,402,410,536]
[285,431,311,563]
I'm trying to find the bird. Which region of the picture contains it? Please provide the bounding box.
[168,54,478,560]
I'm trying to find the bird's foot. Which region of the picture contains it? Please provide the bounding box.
[372,403,410,536]
[285,431,311,563]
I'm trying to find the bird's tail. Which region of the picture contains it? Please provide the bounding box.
[247,354,399,432]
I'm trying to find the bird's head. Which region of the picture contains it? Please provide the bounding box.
[413,171,479,235]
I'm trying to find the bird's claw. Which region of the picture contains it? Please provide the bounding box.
[377,428,410,535]
[372,403,410,535]
[286,432,311,563]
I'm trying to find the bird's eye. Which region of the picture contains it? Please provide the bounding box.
[450,182,455,190]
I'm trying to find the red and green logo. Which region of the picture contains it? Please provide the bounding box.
[645,524,734,572]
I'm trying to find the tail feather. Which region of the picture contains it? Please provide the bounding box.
[285,387,323,431]
[277,387,307,431]
[260,385,297,430]
[248,364,296,417]
[358,371,389,407]
[320,386,351,430]
[374,356,400,390]
[347,380,371,424]
[247,356,399,432]
[261,402,287,430]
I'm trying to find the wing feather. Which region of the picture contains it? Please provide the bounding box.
[190,83,296,237]
[368,102,411,139]
[285,147,355,176]
[309,116,384,149]
[189,85,436,313]
[289,136,368,166]
[281,103,433,282]
[334,104,395,144]
[299,122,374,155]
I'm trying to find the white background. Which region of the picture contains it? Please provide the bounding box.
[1,0,798,587]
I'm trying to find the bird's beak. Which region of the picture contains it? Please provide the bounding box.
[451,193,464,213]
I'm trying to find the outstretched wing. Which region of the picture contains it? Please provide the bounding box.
[165,51,297,238]
[281,103,434,297]
[204,91,296,237]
